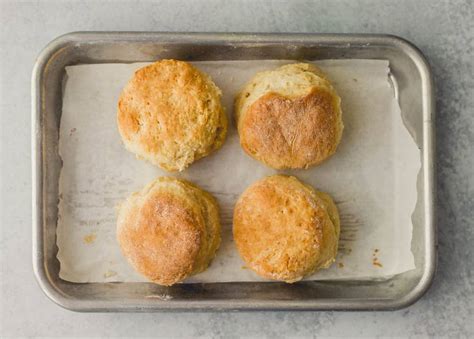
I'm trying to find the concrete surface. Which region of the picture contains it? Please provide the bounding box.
[1,0,472,337]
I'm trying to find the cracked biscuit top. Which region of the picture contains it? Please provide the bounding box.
[118,60,227,172]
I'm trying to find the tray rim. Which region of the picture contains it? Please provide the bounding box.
[32,31,436,312]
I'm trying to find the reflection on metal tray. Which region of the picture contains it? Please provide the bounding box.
[32,32,436,311]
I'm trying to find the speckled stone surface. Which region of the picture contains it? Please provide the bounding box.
[1,0,472,337]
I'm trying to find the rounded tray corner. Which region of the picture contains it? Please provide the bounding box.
[32,258,76,312]
[382,34,434,81]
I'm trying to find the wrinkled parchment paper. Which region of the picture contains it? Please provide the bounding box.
[58,60,419,283]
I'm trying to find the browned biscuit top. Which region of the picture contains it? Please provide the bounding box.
[240,87,341,169]
[233,175,338,282]
[118,191,201,285]
[117,177,221,286]
[235,63,343,169]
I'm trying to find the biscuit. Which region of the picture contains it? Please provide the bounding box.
[118,60,227,171]
[235,63,343,169]
[233,175,340,282]
[117,177,221,286]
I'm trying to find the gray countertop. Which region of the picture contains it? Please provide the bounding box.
[1,0,472,337]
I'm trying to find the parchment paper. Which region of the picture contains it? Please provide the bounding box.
[58,60,419,283]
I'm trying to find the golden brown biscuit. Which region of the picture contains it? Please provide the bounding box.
[118,60,227,172]
[117,177,221,286]
[233,175,340,282]
[235,63,343,169]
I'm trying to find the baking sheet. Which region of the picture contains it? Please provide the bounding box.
[57,59,419,283]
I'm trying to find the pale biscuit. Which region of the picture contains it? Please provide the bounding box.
[118,60,227,171]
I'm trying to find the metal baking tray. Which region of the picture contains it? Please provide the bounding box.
[32,32,436,311]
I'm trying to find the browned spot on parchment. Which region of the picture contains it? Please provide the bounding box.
[372,248,383,267]
[83,233,97,244]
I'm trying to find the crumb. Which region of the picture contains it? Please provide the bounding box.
[353,78,358,82]
[69,128,77,136]
[103,270,117,278]
[338,262,344,268]
[241,266,248,270]
[145,294,173,300]
[374,248,379,253]
[83,233,96,244]
[372,258,383,268]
